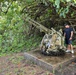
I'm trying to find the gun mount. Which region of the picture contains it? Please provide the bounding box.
[28,18,66,56]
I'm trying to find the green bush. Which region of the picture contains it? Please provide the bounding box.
[0,1,42,56]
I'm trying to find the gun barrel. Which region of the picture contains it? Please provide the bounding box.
[28,19,51,33]
[27,18,62,36]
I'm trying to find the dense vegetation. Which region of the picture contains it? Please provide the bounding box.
[0,0,76,55]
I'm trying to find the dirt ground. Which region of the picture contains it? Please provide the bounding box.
[0,52,76,75]
[55,60,76,75]
[0,53,53,75]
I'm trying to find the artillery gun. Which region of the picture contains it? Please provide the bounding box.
[28,19,66,56]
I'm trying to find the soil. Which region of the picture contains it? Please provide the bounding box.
[0,53,53,75]
[55,61,76,75]
[0,52,76,75]
[28,49,76,65]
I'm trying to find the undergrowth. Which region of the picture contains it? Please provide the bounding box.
[0,35,42,57]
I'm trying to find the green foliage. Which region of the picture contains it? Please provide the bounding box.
[59,6,70,18]
[25,36,42,51]
[72,40,76,45]
[0,1,41,56]
[55,0,60,8]
[0,2,23,53]
[25,0,34,3]
[49,0,76,18]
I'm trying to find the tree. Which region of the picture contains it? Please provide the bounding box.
[0,0,76,54]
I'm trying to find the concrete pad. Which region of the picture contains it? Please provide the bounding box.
[24,49,76,72]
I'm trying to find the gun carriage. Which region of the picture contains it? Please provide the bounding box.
[28,19,66,56]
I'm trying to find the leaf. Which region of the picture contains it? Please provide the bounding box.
[55,0,60,8]
[65,6,69,14]
[63,11,66,18]
[66,0,71,2]
[74,0,76,3]
[71,12,74,17]
[43,0,48,6]
[26,0,34,3]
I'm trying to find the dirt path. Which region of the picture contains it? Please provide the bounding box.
[0,53,53,75]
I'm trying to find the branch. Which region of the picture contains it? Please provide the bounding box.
[55,19,76,21]
[5,3,11,14]
[69,2,76,10]
[1,1,13,14]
